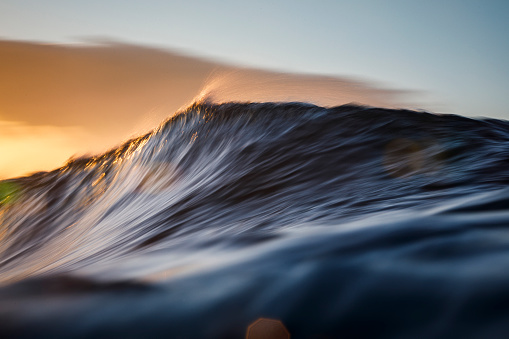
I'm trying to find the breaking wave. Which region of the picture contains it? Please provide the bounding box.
[1,101,509,338]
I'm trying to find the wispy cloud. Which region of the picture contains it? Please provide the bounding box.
[0,39,417,178]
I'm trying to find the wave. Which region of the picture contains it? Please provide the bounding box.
[1,101,509,338]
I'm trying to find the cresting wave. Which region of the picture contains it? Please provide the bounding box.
[1,101,509,338]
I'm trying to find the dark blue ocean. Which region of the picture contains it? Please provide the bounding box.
[1,102,509,338]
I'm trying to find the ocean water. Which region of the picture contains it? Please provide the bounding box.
[1,101,509,338]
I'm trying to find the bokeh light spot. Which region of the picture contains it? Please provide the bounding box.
[246,318,290,339]
[383,138,423,178]
[383,138,445,178]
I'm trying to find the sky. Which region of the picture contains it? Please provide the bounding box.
[0,0,508,178]
[1,0,508,117]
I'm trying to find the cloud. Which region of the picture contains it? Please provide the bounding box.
[0,39,416,178]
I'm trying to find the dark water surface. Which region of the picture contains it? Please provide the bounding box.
[1,102,509,338]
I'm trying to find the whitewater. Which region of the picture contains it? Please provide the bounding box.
[1,101,509,338]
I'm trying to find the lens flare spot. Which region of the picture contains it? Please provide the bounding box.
[383,138,444,178]
[246,318,290,339]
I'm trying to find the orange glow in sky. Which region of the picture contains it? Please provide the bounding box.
[0,40,412,179]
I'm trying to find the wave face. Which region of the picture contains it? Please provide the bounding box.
[2,102,509,338]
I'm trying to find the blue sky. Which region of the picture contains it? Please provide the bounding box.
[1,0,508,118]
